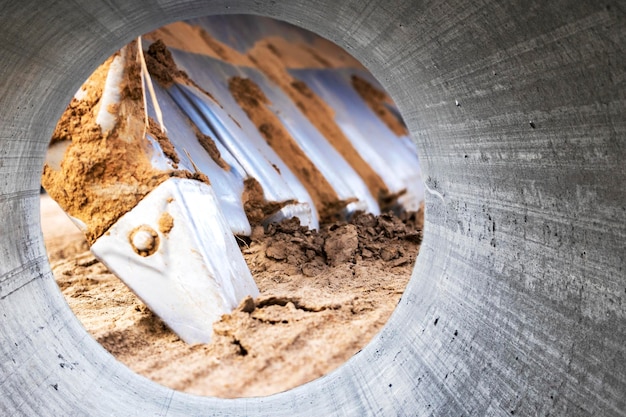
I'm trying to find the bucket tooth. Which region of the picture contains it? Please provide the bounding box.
[91,178,259,344]
[242,70,379,216]
[158,48,320,228]
[289,68,424,210]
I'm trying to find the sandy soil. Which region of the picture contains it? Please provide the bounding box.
[41,194,422,398]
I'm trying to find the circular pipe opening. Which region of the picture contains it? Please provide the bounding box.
[40,14,425,398]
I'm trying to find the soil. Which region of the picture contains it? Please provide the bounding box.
[144,38,223,105]
[158,212,174,235]
[144,38,192,88]
[148,118,180,166]
[41,194,423,398]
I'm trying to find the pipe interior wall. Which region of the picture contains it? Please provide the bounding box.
[0,0,624,415]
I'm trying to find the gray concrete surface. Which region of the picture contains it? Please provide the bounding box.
[0,0,624,415]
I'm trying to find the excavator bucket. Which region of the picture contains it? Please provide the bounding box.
[42,15,423,344]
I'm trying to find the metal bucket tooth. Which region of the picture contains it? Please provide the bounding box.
[91,178,258,344]
[289,68,424,210]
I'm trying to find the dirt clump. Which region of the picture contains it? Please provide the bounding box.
[241,177,294,225]
[258,210,422,276]
[158,212,174,234]
[169,168,211,186]
[148,118,180,166]
[323,224,359,266]
[195,131,229,170]
[144,38,223,104]
[144,39,187,88]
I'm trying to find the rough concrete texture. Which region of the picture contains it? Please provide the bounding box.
[0,0,624,416]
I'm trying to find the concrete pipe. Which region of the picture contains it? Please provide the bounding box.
[0,0,624,415]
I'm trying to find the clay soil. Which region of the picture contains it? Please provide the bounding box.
[41,194,422,398]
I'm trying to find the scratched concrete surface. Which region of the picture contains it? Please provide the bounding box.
[0,0,624,415]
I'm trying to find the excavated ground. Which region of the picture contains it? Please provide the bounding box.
[41,194,422,398]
